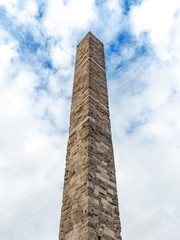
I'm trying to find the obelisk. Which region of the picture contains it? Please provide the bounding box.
[59,32,122,240]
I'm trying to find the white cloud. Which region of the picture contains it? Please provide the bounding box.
[92,0,123,43]
[1,0,180,240]
[50,45,72,69]
[130,0,180,60]
[110,35,180,240]
[0,0,38,24]
[108,2,180,234]
[0,25,66,240]
[0,41,17,81]
[43,0,97,38]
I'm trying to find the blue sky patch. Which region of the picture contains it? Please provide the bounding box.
[35,3,46,19]
[18,31,41,54]
[122,0,141,15]
[0,7,14,33]
[126,116,148,134]
[0,7,41,56]
[108,31,136,54]
[44,60,53,69]
[106,30,149,75]
[118,31,136,46]
[95,0,106,6]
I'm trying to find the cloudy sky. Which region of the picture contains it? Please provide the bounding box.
[0,0,180,239]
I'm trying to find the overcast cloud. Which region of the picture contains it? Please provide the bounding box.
[0,0,180,240]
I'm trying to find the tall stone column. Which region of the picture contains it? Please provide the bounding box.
[59,32,122,240]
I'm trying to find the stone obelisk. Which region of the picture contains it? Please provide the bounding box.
[59,32,122,240]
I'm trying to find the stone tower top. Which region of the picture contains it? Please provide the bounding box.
[59,32,122,240]
[76,31,105,70]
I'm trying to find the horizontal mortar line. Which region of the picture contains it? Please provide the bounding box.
[88,151,116,167]
[75,56,105,73]
[69,108,110,138]
[72,91,109,113]
[89,91,109,111]
[74,57,90,72]
[69,115,90,136]
[89,57,106,73]
[89,155,109,167]
[69,113,104,137]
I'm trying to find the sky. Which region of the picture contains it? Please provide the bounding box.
[0,0,180,239]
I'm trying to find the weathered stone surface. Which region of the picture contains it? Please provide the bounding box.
[59,32,122,240]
